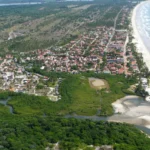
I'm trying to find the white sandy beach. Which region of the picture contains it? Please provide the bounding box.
[110,96,150,129]
[132,1,150,70]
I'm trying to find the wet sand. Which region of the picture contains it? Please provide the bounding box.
[110,96,150,128]
[65,95,150,135]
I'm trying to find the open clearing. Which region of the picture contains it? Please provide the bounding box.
[2,74,136,116]
[72,4,92,11]
[89,77,109,90]
[66,76,101,115]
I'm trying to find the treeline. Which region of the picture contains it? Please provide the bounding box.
[28,66,69,79]
[128,42,150,77]
[0,115,150,150]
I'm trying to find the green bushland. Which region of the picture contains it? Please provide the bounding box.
[122,89,136,95]
[59,73,136,116]
[0,115,149,150]
[59,75,101,115]
[0,0,131,54]
[0,72,136,116]
[0,104,10,115]
[88,6,122,27]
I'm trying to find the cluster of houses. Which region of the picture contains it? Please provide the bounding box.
[18,23,139,76]
[20,5,139,75]
[0,5,147,104]
[4,6,138,76]
[0,57,61,101]
[126,44,139,74]
[104,31,127,74]
[22,26,120,73]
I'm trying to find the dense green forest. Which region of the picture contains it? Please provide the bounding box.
[0,115,150,150]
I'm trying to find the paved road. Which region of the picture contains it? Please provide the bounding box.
[105,8,124,52]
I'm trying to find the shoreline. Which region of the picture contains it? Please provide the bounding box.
[111,95,150,129]
[131,1,150,71]
[66,95,150,135]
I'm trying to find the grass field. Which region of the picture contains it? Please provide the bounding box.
[0,104,10,114]
[59,74,136,116]
[67,76,101,115]
[0,73,136,116]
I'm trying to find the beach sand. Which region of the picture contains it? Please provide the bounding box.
[132,2,150,70]
[110,96,150,129]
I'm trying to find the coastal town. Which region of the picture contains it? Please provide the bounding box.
[0,4,149,101]
[7,6,139,76]
[0,0,150,150]
[17,26,138,74]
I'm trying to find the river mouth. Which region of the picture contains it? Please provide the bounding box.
[66,95,150,135]
[110,95,150,128]
[1,95,150,135]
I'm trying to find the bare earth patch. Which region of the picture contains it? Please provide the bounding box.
[68,5,78,8]
[89,77,109,90]
[39,7,45,11]
[72,4,93,11]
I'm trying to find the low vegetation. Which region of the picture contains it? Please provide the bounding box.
[0,0,131,54]
[0,72,136,116]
